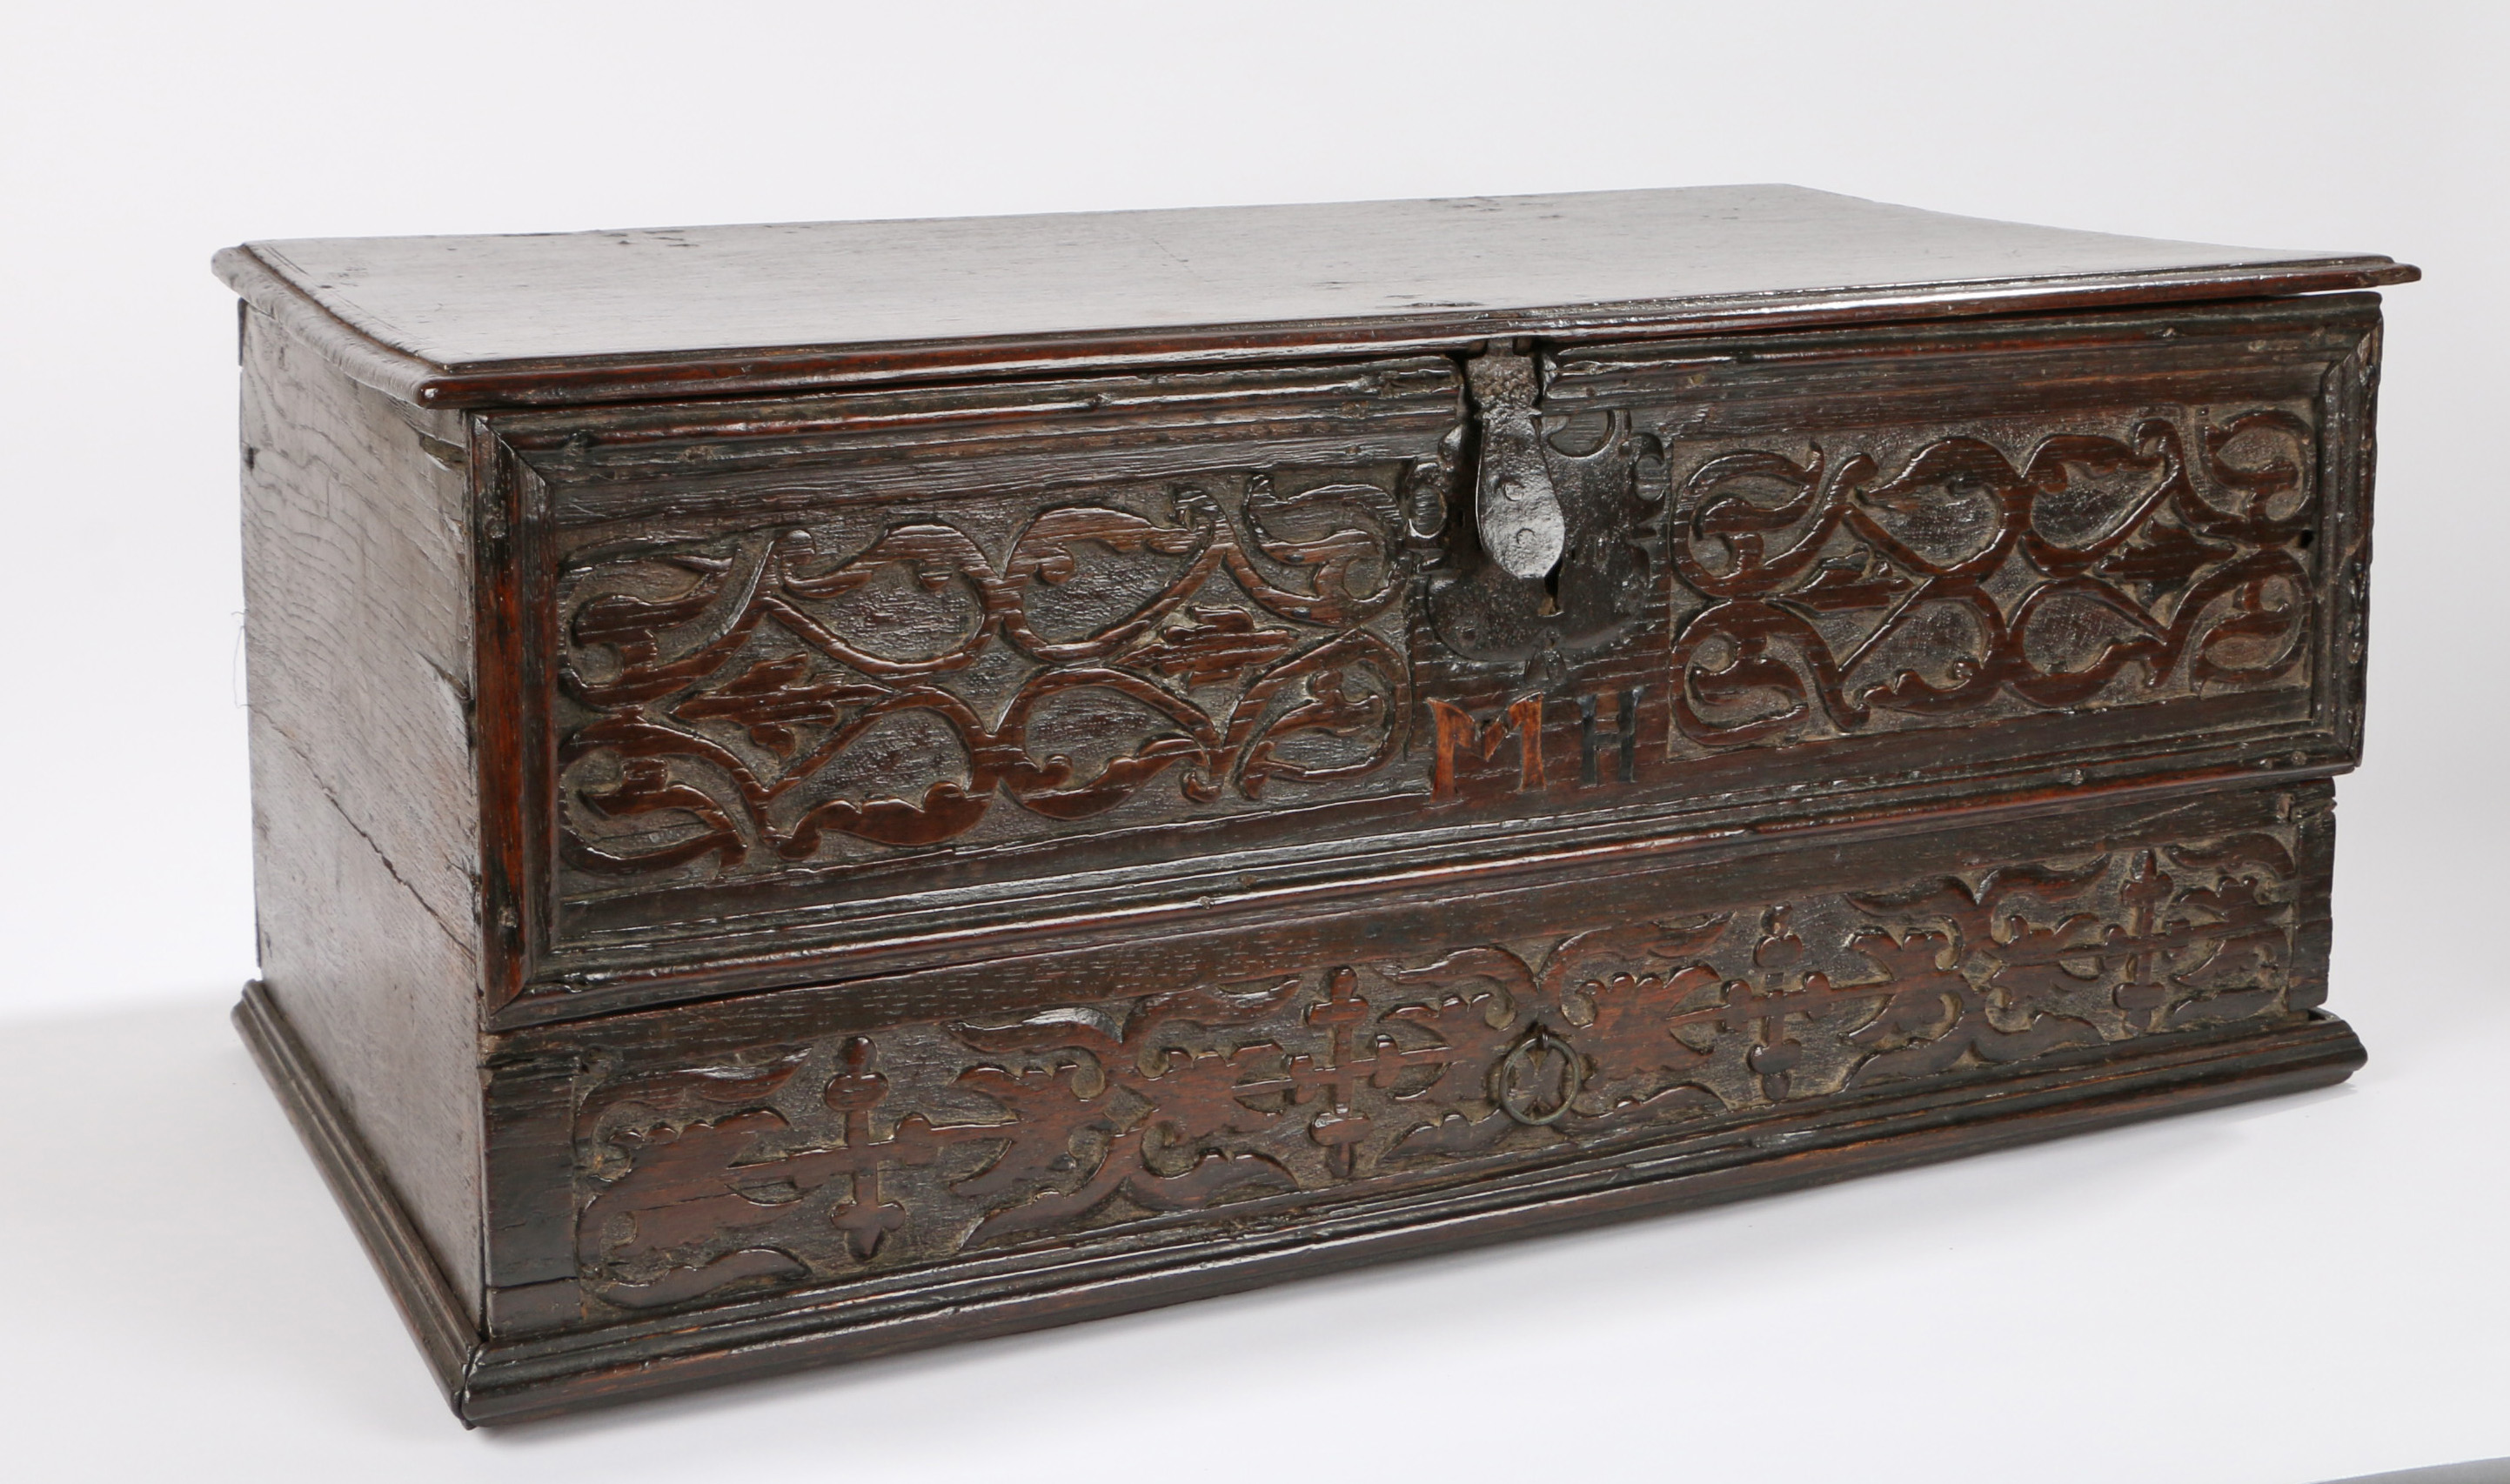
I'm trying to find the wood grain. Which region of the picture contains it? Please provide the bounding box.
[210,185,2415,409]
[240,308,485,1310]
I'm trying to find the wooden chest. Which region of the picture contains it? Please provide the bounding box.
[218,186,2414,1423]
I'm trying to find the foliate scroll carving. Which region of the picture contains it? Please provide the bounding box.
[1665,411,2320,749]
[572,818,2313,1310]
[557,473,1416,882]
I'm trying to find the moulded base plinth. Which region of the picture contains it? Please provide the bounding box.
[234,980,2365,1427]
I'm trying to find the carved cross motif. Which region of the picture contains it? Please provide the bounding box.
[1233,967,1468,1177]
[1655,908,1894,1101]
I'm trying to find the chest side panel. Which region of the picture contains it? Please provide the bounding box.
[240,310,487,1309]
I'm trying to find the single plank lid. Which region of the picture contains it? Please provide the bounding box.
[213,184,2416,411]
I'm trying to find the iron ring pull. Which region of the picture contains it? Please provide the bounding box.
[1494,1026,1584,1126]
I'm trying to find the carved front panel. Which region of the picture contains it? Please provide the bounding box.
[491,358,1466,993]
[1657,410,2319,747]
[1416,298,2377,806]
[482,300,2375,1013]
[562,787,2328,1314]
[556,471,1419,882]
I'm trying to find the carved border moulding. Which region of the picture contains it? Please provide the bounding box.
[221,187,2409,1424]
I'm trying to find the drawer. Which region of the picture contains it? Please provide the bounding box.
[479,297,2378,1021]
[477,779,2335,1337]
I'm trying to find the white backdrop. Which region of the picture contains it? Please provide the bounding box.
[2,3,2502,1481]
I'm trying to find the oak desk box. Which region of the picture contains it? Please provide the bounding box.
[218,186,2414,1424]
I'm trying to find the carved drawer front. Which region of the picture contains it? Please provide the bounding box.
[493,781,2330,1331]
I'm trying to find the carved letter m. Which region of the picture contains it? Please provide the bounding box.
[1429,696,1544,798]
